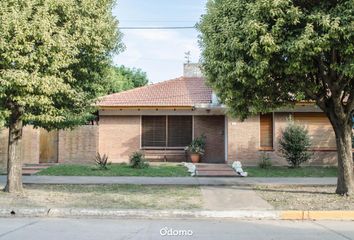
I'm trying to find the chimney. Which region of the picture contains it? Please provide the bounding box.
[183,63,203,78]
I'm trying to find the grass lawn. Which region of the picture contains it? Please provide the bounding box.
[243,166,337,177]
[37,163,190,177]
[0,184,202,209]
[255,185,354,210]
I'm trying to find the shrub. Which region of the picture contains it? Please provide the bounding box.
[95,153,110,170]
[185,134,207,155]
[278,121,312,168]
[258,152,272,169]
[130,152,149,169]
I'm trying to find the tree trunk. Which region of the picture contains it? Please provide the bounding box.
[4,111,24,193]
[330,116,354,195]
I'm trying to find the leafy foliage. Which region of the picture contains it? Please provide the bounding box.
[258,152,272,169]
[198,0,353,119]
[0,0,123,129]
[199,0,354,194]
[95,153,111,170]
[279,121,312,168]
[103,65,149,94]
[130,152,149,169]
[185,134,206,155]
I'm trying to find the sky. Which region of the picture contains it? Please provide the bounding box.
[112,0,208,83]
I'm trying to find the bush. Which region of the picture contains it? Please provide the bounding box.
[130,152,149,169]
[95,153,110,170]
[278,121,312,168]
[258,152,272,169]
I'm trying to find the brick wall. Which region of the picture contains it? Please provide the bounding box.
[227,115,261,165]
[98,116,140,163]
[0,126,40,168]
[58,125,98,164]
[227,112,338,166]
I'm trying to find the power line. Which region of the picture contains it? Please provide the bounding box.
[119,26,196,30]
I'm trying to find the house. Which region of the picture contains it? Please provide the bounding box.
[97,63,339,166]
[0,63,342,167]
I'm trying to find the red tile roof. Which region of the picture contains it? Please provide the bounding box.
[98,77,212,107]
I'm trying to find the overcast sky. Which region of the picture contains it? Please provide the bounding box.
[112,0,207,83]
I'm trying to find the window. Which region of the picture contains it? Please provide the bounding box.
[141,116,166,147]
[141,116,192,148]
[260,113,273,149]
[168,116,193,147]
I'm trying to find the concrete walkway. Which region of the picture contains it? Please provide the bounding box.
[0,175,336,186]
[201,186,274,210]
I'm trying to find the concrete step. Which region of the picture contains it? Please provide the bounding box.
[196,166,234,171]
[22,163,54,175]
[196,170,238,177]
[23,163,57,167]
[195,164,238,177]
[22,169,40,176]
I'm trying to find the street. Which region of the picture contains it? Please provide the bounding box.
[0,218,353,240]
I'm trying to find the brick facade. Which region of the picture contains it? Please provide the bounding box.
[226,112,338,166]
[58,126,98,164]
[98,116,140,163]
[227,115,261,165]
[0,125,99,167]
[0,111,340,167]
[0,126,40,168]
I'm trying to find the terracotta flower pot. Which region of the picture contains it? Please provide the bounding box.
[190,153,200,163]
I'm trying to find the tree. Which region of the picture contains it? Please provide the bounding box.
[103,65,148,94]
[0,0,123,193]
[198,0,354,195]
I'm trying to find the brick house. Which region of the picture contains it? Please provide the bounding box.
[0,64,344,167]
[97,64,340,166]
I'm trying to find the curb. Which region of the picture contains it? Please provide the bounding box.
[281,211,354,220]
[0,208,48,217]
[1,208,354,220]
[0,208,280,219]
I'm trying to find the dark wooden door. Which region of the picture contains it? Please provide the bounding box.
[39,129,58,163]
[194,116,225,163]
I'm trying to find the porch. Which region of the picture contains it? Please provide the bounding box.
[141,115,226,163]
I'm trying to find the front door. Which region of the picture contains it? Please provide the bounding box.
[194,116,225,163]
[39,129,58,163]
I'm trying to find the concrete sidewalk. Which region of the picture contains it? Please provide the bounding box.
[201,186,274,211]
[0,175,336,186]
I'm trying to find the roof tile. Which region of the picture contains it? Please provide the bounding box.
[98,77,212,107]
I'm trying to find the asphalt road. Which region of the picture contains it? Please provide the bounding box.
[0,218,353,240]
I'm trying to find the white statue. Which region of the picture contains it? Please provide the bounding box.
[232,161,248,177]
[182,162,196,176]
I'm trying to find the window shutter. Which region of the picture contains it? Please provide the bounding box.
[260,113,273,149]
[168,116,193,147]
[142,116,166,147]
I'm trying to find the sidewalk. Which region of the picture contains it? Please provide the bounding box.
[0,175,336,186]
[201,186,274,210]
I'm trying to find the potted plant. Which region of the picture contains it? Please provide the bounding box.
[185,135,206,163]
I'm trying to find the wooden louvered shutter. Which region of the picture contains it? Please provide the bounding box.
[167,116,193,147]
[260,113,273,149]
[142,116,166,147]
